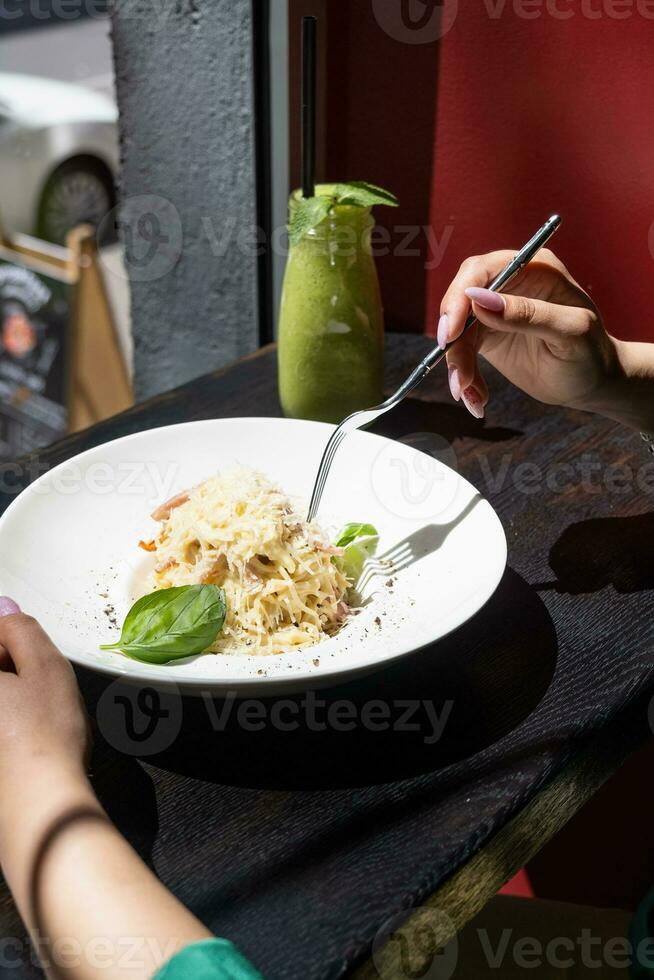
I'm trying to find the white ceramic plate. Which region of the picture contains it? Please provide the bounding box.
[0,418,506,695]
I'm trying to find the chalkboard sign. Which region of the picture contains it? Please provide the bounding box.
[0,262,70,461]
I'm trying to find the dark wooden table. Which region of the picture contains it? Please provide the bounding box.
[1,334,653,980]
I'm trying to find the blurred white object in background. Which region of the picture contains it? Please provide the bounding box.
[0,72,118,244]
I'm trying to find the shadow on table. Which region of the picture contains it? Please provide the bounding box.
[372,398,522,444]
[80,706,160,865]
[534,512,654,595]
[100,759,159,858]
[108,568,557,791]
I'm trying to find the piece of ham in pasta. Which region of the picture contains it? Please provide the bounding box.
[145,468,350,655]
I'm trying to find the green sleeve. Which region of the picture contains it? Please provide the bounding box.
[154,938,264,980]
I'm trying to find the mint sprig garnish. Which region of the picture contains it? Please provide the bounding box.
[289,196,332,247]
[289,181,399,246]
[332,182,400,209]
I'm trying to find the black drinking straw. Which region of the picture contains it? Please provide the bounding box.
[301,15,317,200]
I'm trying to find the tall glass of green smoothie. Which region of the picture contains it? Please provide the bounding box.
[278,182,397,424]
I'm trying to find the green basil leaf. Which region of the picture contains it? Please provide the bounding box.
[289,195,332,246]
[335,522,379,548]
[334,523,379,584]
[100,585,226,665]
[333,181,399,209]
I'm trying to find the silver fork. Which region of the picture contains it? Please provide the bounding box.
[307,214,561,521]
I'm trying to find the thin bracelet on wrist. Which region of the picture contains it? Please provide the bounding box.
[640,432,654,455]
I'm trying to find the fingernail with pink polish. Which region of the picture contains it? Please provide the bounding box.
[0,597,20,617]
[437,313,449,349]
[465,287,505,313]
[448,366,461,402]
[462,386,485,420]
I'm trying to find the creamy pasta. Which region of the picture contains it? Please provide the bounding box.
[140,468,350,655]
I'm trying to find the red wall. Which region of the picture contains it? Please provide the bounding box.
[426,4,654,343]
[323,2,654,343]
[322,2,441,333]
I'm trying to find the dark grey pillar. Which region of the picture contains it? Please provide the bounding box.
[110,0,260,399]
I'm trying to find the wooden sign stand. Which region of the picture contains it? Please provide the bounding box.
[0,221,133,435]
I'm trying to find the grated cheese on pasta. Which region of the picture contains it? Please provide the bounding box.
[142,468,350,655]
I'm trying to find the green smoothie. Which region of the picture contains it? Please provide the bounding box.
[278,185,385,424]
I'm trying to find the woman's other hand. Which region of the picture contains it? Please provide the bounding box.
[0,602,213,979]
[0,599,89,786]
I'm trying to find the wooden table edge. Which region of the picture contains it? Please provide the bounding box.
[351,714,645,979]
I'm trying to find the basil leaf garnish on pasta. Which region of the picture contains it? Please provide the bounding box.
[100,585,226,664]
[334,523,379,548]
[334,524,379,584]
